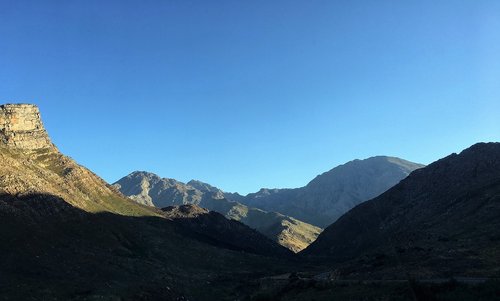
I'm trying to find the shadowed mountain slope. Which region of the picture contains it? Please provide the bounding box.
[162,204,292,257]
[0,193,295,300]
[114,172,322,252]
[303,143,500,279]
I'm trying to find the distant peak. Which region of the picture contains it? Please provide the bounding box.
[187,179,221,193]
[0,103,55,150]
[187,179,204,185]
[340,155,425,170]
[129,170,157,177]
[125,170,163,181]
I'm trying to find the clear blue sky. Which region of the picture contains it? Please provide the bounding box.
[1,1,499,194]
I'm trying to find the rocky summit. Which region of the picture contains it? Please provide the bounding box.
[0,104,55,150]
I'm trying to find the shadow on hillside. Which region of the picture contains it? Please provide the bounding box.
[0,192,297,300]
[161,205,294,258]
[0,193,292,256]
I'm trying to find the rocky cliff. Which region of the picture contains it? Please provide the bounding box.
[0,103,156,216]
[0,104,55,150]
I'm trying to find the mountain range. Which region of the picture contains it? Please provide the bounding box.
[304,142,500,279]
[114,156,423,252]
[1,103,499,300]
[228,156,424,227]
[113,171,321,252]
[0,104,294,300]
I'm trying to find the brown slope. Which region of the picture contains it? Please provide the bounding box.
[0,104,156,217]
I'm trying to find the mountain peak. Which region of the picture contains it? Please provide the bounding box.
[187,179,221,193]
[0,103,55,150]
[303,142,500,279]
[128,170,162,180]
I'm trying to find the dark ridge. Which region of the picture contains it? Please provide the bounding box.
[0,192,295,300]
[302,142,500,279]
[161,204,294,257]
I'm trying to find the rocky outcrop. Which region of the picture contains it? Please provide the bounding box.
[0,104,55,150]
[0,103,156,217]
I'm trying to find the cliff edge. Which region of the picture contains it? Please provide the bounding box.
[0,104,55,150]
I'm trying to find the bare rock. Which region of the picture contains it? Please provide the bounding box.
[0,104,55,150]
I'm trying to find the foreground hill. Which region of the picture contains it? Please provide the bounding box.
[0,192,296,300]
[162,204,292,256]
[114,172,322,252]
[303,143,500,279]
[0,104,295,300]
[233,156,424,228]
[0,104,155,217]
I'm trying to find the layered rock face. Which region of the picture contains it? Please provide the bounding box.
[0,104,54,150]
[0,103,155,216]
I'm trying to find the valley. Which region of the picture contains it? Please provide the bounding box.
[0,104,498,300]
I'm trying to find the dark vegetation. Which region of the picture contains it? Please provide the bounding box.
[0,193,295,300]
[246,277,500,301]
[303,143,500,279]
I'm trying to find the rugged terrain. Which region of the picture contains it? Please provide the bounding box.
[0,104,296,300]
[0,104,155,217]
[1,103,499,300]
[114,172,321,252]
[162,204,292,257]
[232,156,424,227]
[303,142,500,279]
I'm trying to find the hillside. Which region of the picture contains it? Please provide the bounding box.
[0,104,297,300]
[234,156,424,227]
[303,143,500,279]
[114,172,322,252]
[0,104,156,217]
[162,204,292,257]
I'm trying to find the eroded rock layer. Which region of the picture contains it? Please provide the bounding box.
[0,104,54,150]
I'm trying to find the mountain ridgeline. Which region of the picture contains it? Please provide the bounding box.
[114,156,423,251]
[229,157,424,228]
[114,172,322,252]
[2,103,499,300]
[0,104,296,300]
[303,142,500,279]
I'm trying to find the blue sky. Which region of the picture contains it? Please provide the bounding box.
[1,1,499,194]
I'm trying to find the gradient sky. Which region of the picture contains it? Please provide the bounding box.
[1,1,499,194]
